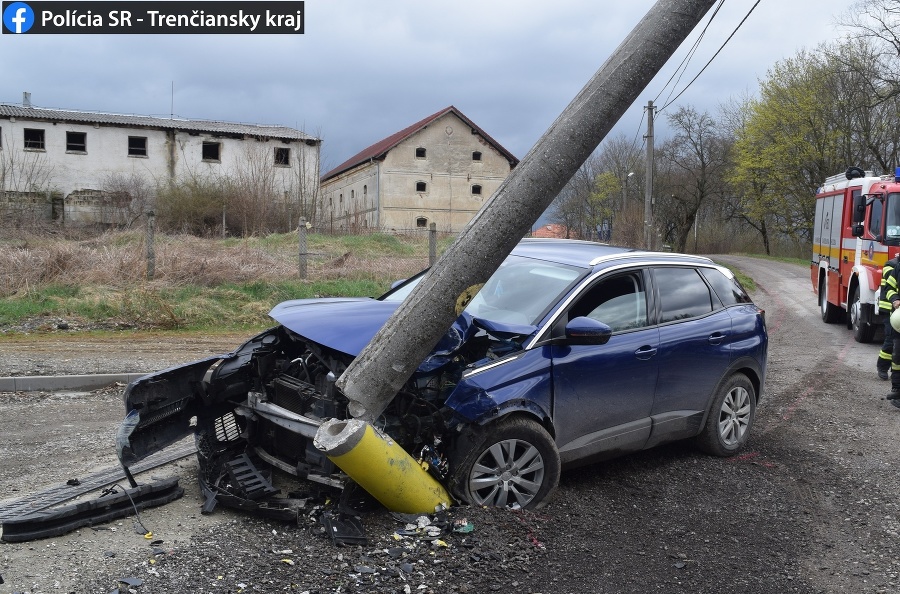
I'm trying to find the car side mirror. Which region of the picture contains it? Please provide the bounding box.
[564,316,612,345]
[851,223,864,237]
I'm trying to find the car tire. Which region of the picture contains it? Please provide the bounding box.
[695,372,756,457]
[449,416,560,510]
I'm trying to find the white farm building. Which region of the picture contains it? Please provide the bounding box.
[0,97,320,227]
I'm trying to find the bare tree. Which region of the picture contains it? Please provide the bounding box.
[0,131,56,228]
[654,105,729,252]
[0,130,55,194]
[547,153,606,238]
[548,137,646,245]
[843,0,900,99]
[101,171,156,228]
[293,131,322,228]
[231,142,280,236]
[596,133,644,211]
[822,38,900,171]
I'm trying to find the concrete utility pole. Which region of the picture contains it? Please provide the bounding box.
[337,0,718,422]
[644,100,655,250]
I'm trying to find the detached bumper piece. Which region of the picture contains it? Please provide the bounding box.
[0,477,183,543]
[199,453,309,521]
[226,454,280,500]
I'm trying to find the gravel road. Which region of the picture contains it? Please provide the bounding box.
[1,256,899,594]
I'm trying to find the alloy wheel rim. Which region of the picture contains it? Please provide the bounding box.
[718,386,752,446]
[469,438,545,508]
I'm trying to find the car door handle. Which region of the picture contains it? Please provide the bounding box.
[634,346,657,360]
[708,332,726,345]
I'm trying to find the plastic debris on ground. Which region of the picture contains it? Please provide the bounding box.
[320,510,367,546]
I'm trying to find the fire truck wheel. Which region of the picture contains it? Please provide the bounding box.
[819,278,843,324]
[696,372,756,457]
[849,286,876,343]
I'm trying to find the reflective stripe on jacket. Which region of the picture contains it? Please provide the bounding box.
[879,258,900,314]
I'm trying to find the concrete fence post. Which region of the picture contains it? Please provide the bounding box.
[298,217,308,279]
[145,210,156,281]
[429,223,437,266]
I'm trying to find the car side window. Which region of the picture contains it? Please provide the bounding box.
[654,267,714,323]
[569,272,648,332]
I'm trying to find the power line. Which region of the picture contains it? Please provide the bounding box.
[654,0,726,108]
[614,0,758,180]
[621,0,726,157]
[659,0,762,112]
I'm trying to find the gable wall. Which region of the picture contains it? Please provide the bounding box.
[380,112,512,232]
[320,112,514,234]
[318,160,379,232]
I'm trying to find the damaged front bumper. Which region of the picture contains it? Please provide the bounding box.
[115,326,454,519]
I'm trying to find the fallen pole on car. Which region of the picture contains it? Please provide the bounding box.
[332,0,719,425]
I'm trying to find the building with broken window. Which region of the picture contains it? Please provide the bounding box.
[319,106,518,233]
[0,95,321,227]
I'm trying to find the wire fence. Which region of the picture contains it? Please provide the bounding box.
[0,215,805,298]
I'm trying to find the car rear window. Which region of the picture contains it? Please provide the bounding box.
[700,267,753,306]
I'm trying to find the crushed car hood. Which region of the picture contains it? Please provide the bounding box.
[269,297,536,374]
[269,297,400,357]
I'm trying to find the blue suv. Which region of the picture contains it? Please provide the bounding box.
[118,239,767,511]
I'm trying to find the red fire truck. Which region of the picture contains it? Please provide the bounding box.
[811,166,900,342]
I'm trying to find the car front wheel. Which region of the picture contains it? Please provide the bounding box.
[695,373,756,456]
[449,416,560,510]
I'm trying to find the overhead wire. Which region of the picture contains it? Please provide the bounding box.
[621,1,724,162]
[620,0,760,158]
[654,0,726,111]
[659,0,762,112]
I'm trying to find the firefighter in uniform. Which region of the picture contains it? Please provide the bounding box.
[877,255,900,402]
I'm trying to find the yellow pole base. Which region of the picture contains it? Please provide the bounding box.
[314,418,453,514]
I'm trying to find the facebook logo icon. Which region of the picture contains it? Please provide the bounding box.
[3,2,35,34]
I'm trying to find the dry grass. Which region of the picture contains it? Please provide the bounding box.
[0,231,433,298]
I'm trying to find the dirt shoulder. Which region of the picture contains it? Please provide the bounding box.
[0,331,253,377]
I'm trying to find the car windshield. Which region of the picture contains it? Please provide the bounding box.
[383,255,585,326]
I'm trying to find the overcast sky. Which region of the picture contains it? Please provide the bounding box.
[1,0,857,173]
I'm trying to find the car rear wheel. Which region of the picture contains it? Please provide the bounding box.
[695,373,756,457]
[449,416,560,510]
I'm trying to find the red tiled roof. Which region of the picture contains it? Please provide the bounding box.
[532,224,573,239]
[321,105,518,182]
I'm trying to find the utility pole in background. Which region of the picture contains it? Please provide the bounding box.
[644,100,655,250]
